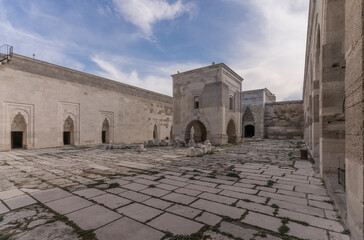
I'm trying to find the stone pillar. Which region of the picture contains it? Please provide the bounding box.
[319,0,346,175]
[312,80,320,159]
[345,1,364,239]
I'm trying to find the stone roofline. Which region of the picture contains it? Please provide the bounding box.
[265,100,303,105]
[171,63,244,83]
[7,54,173,104]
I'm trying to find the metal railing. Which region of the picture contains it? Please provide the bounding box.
[0,44,13,62]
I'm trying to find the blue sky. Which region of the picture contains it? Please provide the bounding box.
[0,0,309,100]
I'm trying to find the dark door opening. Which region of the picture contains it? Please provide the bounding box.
[63,132,71,145]
[102,131,106,143]
[11,131,23,149]
[244,125,255,138]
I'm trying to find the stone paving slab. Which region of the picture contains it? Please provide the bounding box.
[219,189,267,204]
[241,211,281,232]
[198,192,236,205]
[329,232,350,240]
[287,221,328,240]
[258,191,307,205]
[73,188,105,198]
[219,221,258,239]
[185,184,222,194]
[195,211,221,226]
[117,203,162,222]
[119,190,151,202]
[191,199,245,219]
[269,199,325,217]
[45,195,93,214]
[122,183,149,191]
[156,183,179,191]
[4,195,37,210]
[66,204,121,230]
[309,199,334,210]
[237,200,274,215]
[162,192,196,205]
[95,217,164,240]
[0,189,24,200]
[0,202,9,214]
[92,193,131,209]
[143,197,173,210]
[174,187,202,196]
[140,188,170,197]
[166,204,201,219]
[277,208,344,232]
[148,212,203,235]
[160,178,188,187]
[31,188,73,203]
[217,185,258,195]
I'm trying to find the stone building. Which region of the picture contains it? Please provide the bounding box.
[172,63,243,145]
[241,88,276,138]
[0,53,173,151]
[303,0,364,239]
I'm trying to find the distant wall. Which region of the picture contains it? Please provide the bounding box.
[264,101,304,139]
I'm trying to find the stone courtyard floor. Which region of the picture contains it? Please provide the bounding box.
[0,139,350,240]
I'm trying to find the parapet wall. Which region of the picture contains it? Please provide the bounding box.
[264,101,304,139]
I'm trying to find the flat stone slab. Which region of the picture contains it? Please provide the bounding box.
[195,212,221,226]
[0,202,9,214]
[166,204,201,219]
[191,199,245,219]
[287,221,328,240]
[241,212,281,232]
[219,190,266,204]
[148,212,203,235]
[95,217,164,240]
[122,183,149,191]
[119,190,151,202]
[219,221,258,239]
[236,200,274,215]
[92,193,131,209]
[140,188,169,197]
[45,195,93,214]
[66,204,121,230]
[31,188,73,203]
[162,192,196,205]
[174,187,202,196]
[4,195,37,210]
[198,192,236,205]
[0,189,24,200]
[73,188,105,198]
[143,197,173,210]
[117,203,162,222]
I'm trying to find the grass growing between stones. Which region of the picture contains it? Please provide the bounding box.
[0,216,3,223]
[342,229,350,235]
[226,173,240,178]
[107,183,120,189]
[149,184,156,188]
[0,232,11,240]
[155,176,166,181]
[86,179,105,188]
[265,180,275,187]
[278,218,290,235]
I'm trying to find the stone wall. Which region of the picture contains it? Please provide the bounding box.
[264,101,304,139]
[0,54,173,151]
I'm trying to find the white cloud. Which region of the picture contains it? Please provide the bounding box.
[91,54,204,96]
[225,0,309,101]
[112,0,195,39]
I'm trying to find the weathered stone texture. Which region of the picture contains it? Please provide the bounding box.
[264,101,304,139]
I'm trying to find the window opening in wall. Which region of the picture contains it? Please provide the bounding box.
[229,96,234,110]
[194,96,199,109]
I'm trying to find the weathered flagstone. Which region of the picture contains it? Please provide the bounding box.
[198,192,236,205]
[119,190,151,202]
[148,212,203,235]
[185,184,221,194]
[219,221,258,239]
[217,185,258,195]
[0,189,24,200]
[309,199,334,210]
[117,203,162,222]
[195,211,221,226]
[92,193,131,209]
[162,192,196,205]
[45,195,93,214]
[66,205,121,230]
[191,199,245,219]
[73,188,105,198]
[95,217,164,240]
[241,212,281,232]
[143,197,173,210]
[258,191,307,205]
[140,188,170,197]
[269,199,325,217]
[31,188,72,203]
[166,204,201,219]
[237,200,274,215]
[174,187,202,196]
[287,221,328,240]
[0,202,9,214]
[4,195,37,210]
[122,183,149,191]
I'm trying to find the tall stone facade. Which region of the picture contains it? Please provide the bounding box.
[0,54,173,151]
[172,63,242,145]
[241,88,276,138]
[304,0,364,239]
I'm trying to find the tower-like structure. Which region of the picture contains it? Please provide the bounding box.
[172,63,243,145]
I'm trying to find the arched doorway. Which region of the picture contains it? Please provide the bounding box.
[185,120,207,143]
[245,125,255,138]
[11,113,27,149]
[63,116,74,145]
[153,124,158,139]
[102,118,110,144]
[227,119,237,143]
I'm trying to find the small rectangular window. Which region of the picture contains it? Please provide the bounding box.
[229,96,234,110]
[194,96,199,109]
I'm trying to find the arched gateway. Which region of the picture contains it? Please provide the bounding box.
[185,120,207,143]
